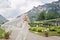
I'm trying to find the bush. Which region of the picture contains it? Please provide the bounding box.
[29,27,36,31]
[36,27,46,32]
[49,27,56,31]
[57,26,60,29]
[57,29,60,34]
[36,27,42,32]
[29,27,46,32]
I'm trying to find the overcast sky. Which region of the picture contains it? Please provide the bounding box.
[0,0,58,20]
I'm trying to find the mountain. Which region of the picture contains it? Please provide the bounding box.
[0,15,8,25]
[17,0,60,21]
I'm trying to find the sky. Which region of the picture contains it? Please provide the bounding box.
[0,0,58,20]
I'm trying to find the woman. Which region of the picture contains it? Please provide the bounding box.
[22,14,30,40]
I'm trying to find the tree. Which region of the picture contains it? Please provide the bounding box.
[36,11,60,21]
[36,11,45,21]
[45,11,60,20]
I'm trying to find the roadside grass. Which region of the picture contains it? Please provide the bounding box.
[0,28,5,38]
[29,27,60,36]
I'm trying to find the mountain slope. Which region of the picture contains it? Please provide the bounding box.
[0,15,8,24]
[17,0,60,21]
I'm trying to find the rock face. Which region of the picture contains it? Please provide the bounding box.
[19,0,60,21]
[0,15,8,24]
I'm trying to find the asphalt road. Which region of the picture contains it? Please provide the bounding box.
[26,32,60,40]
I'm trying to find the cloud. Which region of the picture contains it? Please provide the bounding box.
[0,0,58,9]
[0,0,11,8]
[0,8,20,20]
[10,0,58,13]
[0,0,58,20]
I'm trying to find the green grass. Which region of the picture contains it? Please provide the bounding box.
[29,26,60,36]
[48,31,60,36]
[30,30,60,36]
[0,28,5,39]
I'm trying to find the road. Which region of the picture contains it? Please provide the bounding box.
[26,32,60,40]
[1,15,60,40]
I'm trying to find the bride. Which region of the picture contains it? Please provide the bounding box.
[21,14,30,40]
